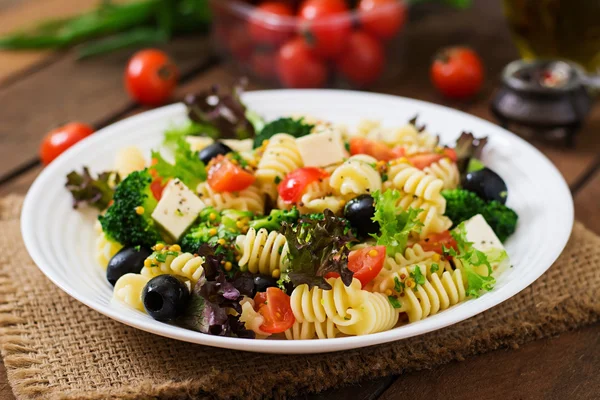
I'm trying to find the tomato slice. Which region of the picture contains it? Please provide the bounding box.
[442,147,457,162]
[349,137,396,161]
[326,245,386,288]
[416,231,457,254]
[207,155,256,192]
[150,177,167,200]
[390,146,406,159]
[255,287,295,334]
[278,167,329,203]
[407,153,444,170]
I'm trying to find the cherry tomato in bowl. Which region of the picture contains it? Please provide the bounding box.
[277,37,327,88]
[298,0,352,59]
[416,231,458,255]
[248,2,295,46]
[430,47,484,100]
[278,167,329,203]
[254,287,295,334]
[207,155,256,193]
[325,245,386,288]
[40,122,94,165]
[358,0,407,40]
[125,49,179,107]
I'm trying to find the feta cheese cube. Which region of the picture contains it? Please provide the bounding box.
[295,130,347,168]
[151,179,205,240]
[221,138,253,153]
[463,214,510,275]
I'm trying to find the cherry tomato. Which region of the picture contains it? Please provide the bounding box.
[277,37,327,88]
[337,31,385,86]
[226,24,254,62]
[431,47,484,99]
[248,2,294,46]
[40,122,94,165]
[251,50,277,81]
[417,231,457,255]
[408,148,458,169]
[255,287,295,334]
[326,245,386,287]
[125,49,179,107]
[207,155,256,192]
[298,0,352,58]
[390,146,406,159]
[358,0,407,40]
[278,167,329,203]
[349,137,395,161]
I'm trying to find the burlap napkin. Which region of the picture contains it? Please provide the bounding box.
[1,195,599,400]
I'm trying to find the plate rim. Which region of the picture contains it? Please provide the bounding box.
[20,89,574,354]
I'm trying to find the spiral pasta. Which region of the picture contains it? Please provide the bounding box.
[290,278,399,337]
[255,134,303,197]
[113,273,150,312]
[239,298,270,337]
[386,161,445,205]
[372,256,453,294]
[329,155,382,197]
[114,146,146,178]
[396,196,451,238]
[284,319,339,340]
[387,243,441,270]
[141,252,205,284]
[372,263,466,323]
[197,182,265,214]
[277,178,344,215]
[236,228,289,276]
[424,157,460,190]
[94,221,122,270]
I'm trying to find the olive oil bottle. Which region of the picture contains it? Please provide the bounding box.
[503,0,600,73]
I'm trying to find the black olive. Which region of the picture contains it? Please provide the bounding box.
[462,167,508,204]
[198,142,233,164]
[106,246,152,286]
[344,194,379,237]
[142,275,190,321]
[253,275,278,293]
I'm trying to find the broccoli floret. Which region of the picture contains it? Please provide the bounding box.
[99,170,162,248]
[180,224,214,253]
[442,189,518,242]
[249,208,300,231]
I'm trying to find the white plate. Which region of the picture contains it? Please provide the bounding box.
[21,90,573,354]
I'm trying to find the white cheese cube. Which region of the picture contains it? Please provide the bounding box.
[295,130,347,168]
[221,138,253,153]
[463,214,510,275]
[151,179,205,241]
[186,136,214,152]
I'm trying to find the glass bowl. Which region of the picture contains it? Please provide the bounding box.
[209,0,408,89]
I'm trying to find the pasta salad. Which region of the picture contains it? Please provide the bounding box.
[66,85,518,340]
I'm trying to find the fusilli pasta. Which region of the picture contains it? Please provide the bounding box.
[424,157,460,190]
[114,146,146,178]
[236,228,289,276]
[197,182,265,214]
[141,251,205,284]
[255,134,303,197]
[284,319,339,340]
[396,196,451,238]
[113,273,150,311]
[277,178,344,214]
[94,221,122,270]
[386,162,445,205]
[329,155,382,197]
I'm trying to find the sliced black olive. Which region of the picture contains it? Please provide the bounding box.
[198,142,233,164]
[253,275,278,293]
[106,246,152,286]
[462,167,508,204]
[344,194,379,237]
[142,275,190,321]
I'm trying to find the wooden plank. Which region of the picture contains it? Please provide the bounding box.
[301,376,395,400]
[0,0,113,85]
[379,323,600,400]
[0,35,215,180]
[574,166,600,235]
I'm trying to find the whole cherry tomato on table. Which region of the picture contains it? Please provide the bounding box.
[125,49,179,107]
[277,37,327,88]
[358,0,407,40]
[251,50,278,81]
[298,0,352,58]
[248,2,295,46]
[40,122,94,165]
[430,47,484,99]
[337,31,385,86]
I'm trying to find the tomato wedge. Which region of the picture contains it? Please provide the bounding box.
[408,148,457,170]
[255,287,295,334]
[278,167,329,203]
[416,231,457,254]
[326,245,386,288]
[149,158,167,200]
[207,155,256,192]
[349,137,396,161]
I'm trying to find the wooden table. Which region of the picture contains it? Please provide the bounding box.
[0,1,598,399]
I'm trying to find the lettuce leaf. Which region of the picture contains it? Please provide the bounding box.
[282,209,356,290]
[370,189,423,255]
[151,138,206,189]
[163,120,218,149]
[447,222,496,297]
[65,167,119,210]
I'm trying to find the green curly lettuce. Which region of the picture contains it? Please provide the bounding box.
[151,138,206,189]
